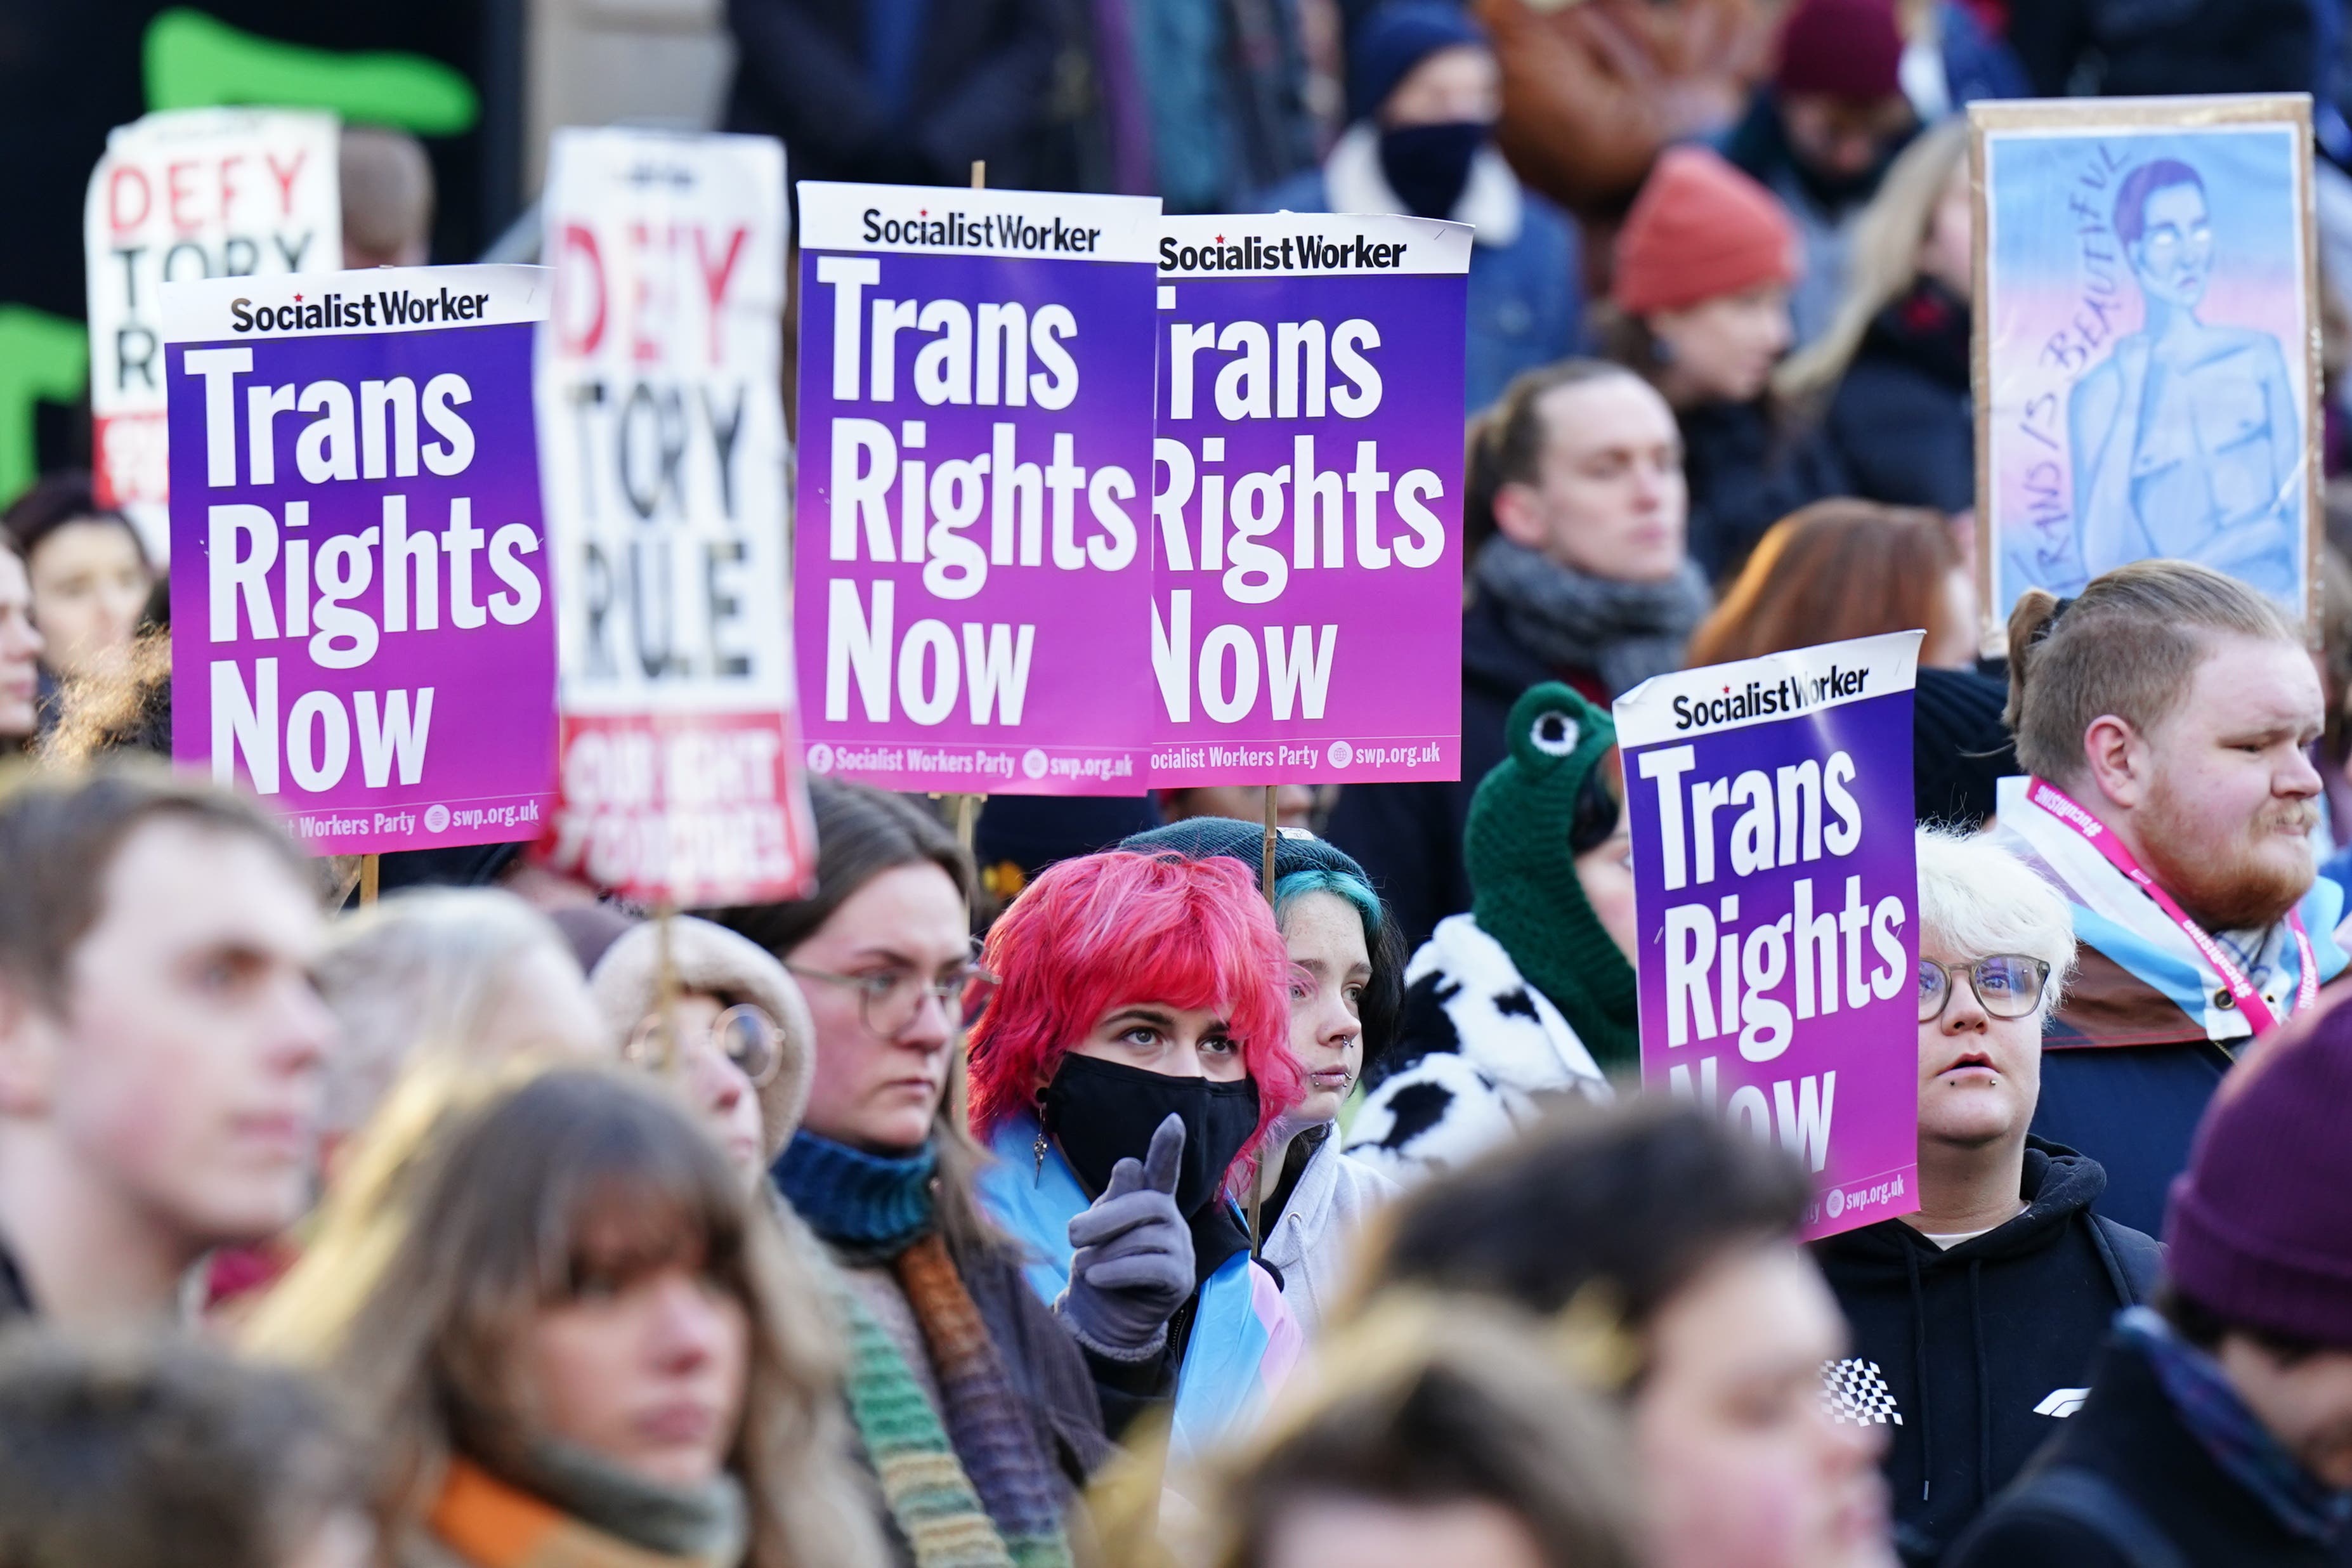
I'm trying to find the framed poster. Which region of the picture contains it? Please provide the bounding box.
[1972,95,2322,650]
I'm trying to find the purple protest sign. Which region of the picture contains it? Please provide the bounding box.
[163,265,559,854]
[794,182,1163,794]
[1149,213,1468,785]
[1612,632,1923,1241]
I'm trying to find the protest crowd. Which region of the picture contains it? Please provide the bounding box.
[16,1,2352,1566]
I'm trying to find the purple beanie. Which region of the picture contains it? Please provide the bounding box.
[2166,994,2352,1347]
[1774,0,1905,104]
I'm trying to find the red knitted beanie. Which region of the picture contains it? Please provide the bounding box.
[1610,146,1801,317]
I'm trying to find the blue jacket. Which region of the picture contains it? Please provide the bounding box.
[1259,124,1581,413]
[976,1114,1302,1456]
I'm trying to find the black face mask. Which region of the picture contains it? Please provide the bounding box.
[1041,1053,1260,1218]
[1378,121,1487,220]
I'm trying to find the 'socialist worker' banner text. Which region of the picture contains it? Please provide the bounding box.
[537,128,814,905]
[1150,212,1469,785]
[164,265,559,854]
[1614,631,1923,1242]
[87,108,342,561]
[794,181,1163,794]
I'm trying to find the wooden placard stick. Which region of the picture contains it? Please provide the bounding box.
[358,853,380,906]
[1259,785,1277,903]
[971,160,986,190]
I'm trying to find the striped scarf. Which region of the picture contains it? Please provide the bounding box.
[836,1234,1074,1568]
[774,1134,1072,1568]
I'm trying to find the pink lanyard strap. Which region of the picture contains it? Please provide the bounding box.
[2027,778,2316,1036]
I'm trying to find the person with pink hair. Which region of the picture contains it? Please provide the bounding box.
[969,851,1307,1453]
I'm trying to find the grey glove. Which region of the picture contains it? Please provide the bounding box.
[1055,1113,1195,1362]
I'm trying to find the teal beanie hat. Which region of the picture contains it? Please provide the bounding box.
[1465,683,1640,1070]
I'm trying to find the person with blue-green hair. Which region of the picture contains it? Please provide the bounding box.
[1120,819,1407,1333]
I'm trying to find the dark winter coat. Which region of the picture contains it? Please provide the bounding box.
[1992,783,2352,1238]
[1810,1140,2160,1567]
[1677,397,1849,582]
[1324,592,1596,949]
[722,0,1071,193]
[0,1236,29,1321]
[1821,282,1974,516]
[1945,1330,2348,1568]
[951,1234,1120,1481]
[2006,0,2319,101]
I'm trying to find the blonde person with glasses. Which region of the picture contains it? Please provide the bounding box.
[589,915,817,1193]
[709,780,1107,1568]
[1810,829,2162,1567]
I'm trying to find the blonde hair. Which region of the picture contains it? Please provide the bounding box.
[1914,828,2077,1019]
[246,1061,883,1568]
[2004,563,2303,783]
[315,888,589,1138]
[1777,121,1970,402]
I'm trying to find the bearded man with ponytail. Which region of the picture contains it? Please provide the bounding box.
[1990,561,2347,1236]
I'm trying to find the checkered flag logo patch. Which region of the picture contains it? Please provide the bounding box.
[1820,1357,1904,1427]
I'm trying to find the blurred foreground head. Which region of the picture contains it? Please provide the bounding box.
[1203,1305,1642,1568]
[248,1062,881,1568]
[0,1332,367,1568]
[0,764,332,1323]
[1353,1099,1895,1568]
[315,886,603,1146]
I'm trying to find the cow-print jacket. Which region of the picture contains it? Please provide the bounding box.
[1344,913,1611,1185]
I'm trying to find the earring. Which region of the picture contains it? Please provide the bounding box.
[1032,1128,1049,1184]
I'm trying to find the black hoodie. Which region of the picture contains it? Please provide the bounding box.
[1810,1139,2163,1566]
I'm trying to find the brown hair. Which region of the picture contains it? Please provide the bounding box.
[707,779,1000,1253]
[36,628,172,767]
[0,471,147,565]
[1464,359,1647,560]
[2005,561,2303,783]
[0,762,307,1009]
[247,1062,883,1568]
[1685,499,1961,667]
[1350,1098,1810,1386]
[1203,1304,1643,1568]
[0,1333,363,1567]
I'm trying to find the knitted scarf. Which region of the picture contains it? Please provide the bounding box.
[1471,536,1711,700]
[2121,1307,2352,1543]
[776,1134,1073,1568]
[424,1453,745,1567]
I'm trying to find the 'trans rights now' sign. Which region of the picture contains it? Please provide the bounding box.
[1149,211,1468,786]
[164,264,559,855]
[793,181,1164,795]
[1614,632,1923,1241]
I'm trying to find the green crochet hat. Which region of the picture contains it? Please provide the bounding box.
[1465,683,1640,1070]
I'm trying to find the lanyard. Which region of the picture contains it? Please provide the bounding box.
[2027,778,2316,1036]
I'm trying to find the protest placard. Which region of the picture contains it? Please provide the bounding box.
[1148,212,1468,788]
[1973,95,2321,647]
[535,127,813,906]
[87,107,342,561]
[164,264,558,854]
[1614,631,1922,1241]
[793,181,1163,794]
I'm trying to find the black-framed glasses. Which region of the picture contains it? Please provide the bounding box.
[1918,955,2051,1023]
[787,942,998,1038]
[626,1002,783,1085]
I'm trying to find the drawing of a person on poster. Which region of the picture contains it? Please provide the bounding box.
[2070,157,2299,595]
[1978,103,2316,636]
